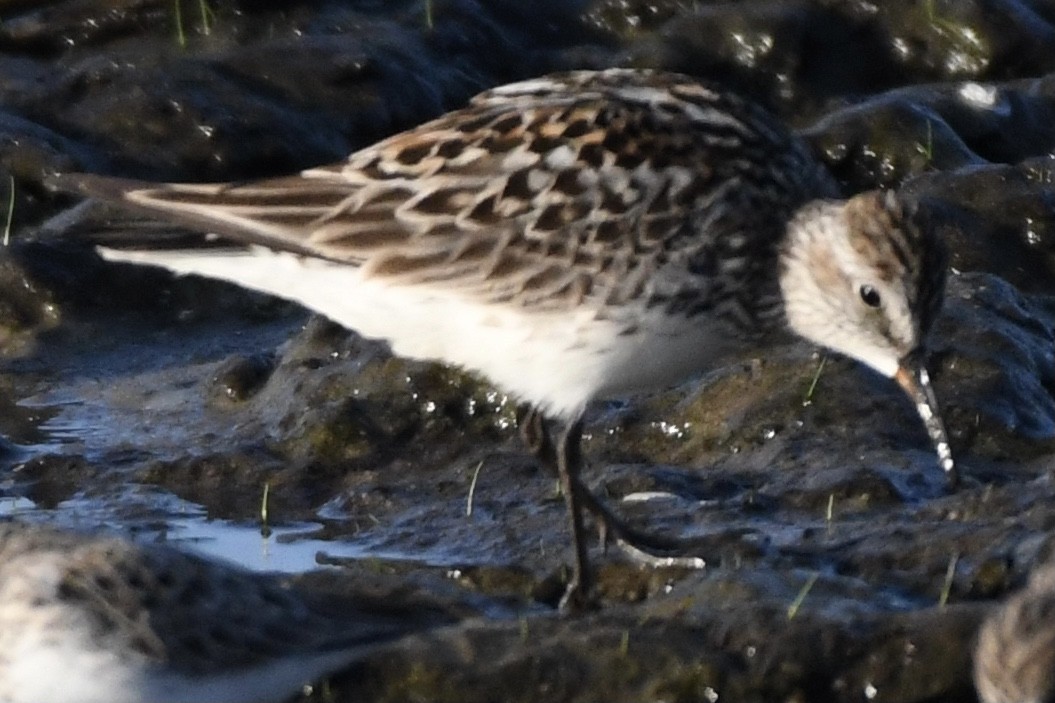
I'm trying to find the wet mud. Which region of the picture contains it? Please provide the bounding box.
[0,0,1054,701]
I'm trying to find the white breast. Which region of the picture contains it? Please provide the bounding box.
[99,247,734,419]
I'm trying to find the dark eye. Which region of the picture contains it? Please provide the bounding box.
[859,285,882,308]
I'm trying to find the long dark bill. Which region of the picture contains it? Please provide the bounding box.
[894,360,956,488]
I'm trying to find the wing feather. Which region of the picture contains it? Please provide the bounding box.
[47,69,826,310]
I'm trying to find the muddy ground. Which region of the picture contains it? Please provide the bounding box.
[0,0,1054,701]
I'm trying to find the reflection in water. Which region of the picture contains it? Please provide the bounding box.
[0,488,374,574]
[0,395,67,448]
[0,496,36,515]
[166,518,371,574]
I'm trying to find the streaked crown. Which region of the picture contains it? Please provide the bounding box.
[778,190,948,378]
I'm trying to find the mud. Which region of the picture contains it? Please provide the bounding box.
[0,0,1053,701]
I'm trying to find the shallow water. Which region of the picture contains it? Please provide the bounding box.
[0,1,1054,701]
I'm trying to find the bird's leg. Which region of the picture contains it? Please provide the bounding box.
[574,486,685,555]
[517,404,555,466]
[516,405,705,601]
[520,404,607,546]
[554,418,592,611]
[519,403,594,608]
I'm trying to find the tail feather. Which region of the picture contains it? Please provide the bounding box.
[46,172,163,203]
[45,172,346,261]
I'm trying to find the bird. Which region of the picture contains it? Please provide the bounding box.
[974,564,1055,703]
[43,68,954,610]
[0,520,454,703]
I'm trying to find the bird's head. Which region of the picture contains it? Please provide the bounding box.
[779,190,954,480]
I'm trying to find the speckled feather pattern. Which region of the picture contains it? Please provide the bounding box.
[43,67,956,612]
[841,192,947,342]
[46,67,950,446]
[0,522,440,703]
[0,524,364,672]
[47,67,957,432]
[778,191,947,374]
[58,70,835,323]
[47,69,855,419]
[974,565,1055,703]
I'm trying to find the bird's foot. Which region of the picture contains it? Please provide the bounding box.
[557,574,598,614]
[611,536,707,569]
[579,488,706,570]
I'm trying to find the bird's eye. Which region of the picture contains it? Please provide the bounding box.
[859,285,882,308]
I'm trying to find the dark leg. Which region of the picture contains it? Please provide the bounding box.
[517,404,554,465]
[554,418,592,611]
[574,484,686,554]
[516,404,704,608]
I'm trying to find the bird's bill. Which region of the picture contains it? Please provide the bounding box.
[894,360,957,487]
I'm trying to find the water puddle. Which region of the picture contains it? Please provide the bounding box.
[0,394,66,449]
[161,517,373,573]
[0,483,392,573]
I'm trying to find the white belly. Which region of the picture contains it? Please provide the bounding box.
[100,247,733,419]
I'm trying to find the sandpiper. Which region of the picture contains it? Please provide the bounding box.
[0,521,448,703]
[45,69,954,608]
[974,565,1055,703]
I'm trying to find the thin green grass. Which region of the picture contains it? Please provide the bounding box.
[198,0,214,35]
[787,572,819,620]
[803,355,827,405]
[519,616,530,641]
[465,460,484,517]
[2,176,13,247]
[938,552,959,607]
[174,0,185,47]
[260,481,270,528]
[924,0,961,34]
[174,0,215,48]
[916,119,934,166]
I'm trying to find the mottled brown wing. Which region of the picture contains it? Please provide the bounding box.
[50,70,813,309]
[56,537,439,675]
